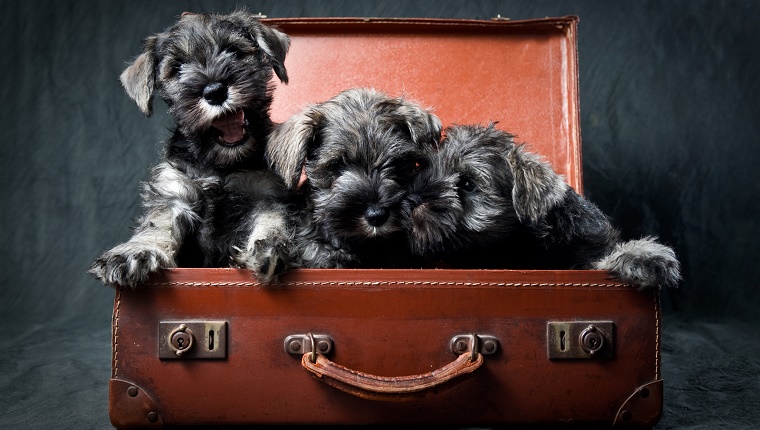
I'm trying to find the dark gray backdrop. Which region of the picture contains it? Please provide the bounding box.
[1,1,758,429]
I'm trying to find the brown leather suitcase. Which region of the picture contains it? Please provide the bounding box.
[109,17,663,429]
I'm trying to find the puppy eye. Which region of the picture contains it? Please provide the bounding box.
[326,158,345,174]
[165,62,182,79]
[223,45,247,58]
[400,159,425,175]
[412,160,424,174]
[457,175,476,192]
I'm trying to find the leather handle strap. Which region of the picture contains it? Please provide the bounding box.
[301,352,484,401]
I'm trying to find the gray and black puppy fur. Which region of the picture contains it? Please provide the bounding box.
[89,10,293,288]
[266,88,442,268]
[405,123,681,289]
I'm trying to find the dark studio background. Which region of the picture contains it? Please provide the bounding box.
[1,0,758,428]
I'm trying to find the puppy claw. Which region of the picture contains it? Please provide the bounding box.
[89,244,174,289]
[232,238,290,285]
[594,237,682,290]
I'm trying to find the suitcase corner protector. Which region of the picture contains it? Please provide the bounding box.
[612,379,663,428]
[109,378,164,429]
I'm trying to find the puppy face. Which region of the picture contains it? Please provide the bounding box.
[406,124,517,255]
[120,10,290,168]
[267,88,442,243]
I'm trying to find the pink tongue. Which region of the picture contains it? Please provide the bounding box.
[211,110,245,143]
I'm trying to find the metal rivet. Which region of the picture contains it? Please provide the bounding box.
[317,340,330,352]
[640,387,650,398]
[483,340,496,353]
[455,340,468,352]
[147,412,158,423]
[621,410,632,421]
[288,340,301,352]
[127,386,138,397]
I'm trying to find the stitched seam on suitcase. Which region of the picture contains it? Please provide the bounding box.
[654,291,661,380]
[113,287,121,378]
[147,281,631,288]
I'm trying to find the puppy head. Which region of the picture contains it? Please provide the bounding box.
[267,88,442,242]
[407,123,571,257]
[406,124,516,255]
[119,9,290,167]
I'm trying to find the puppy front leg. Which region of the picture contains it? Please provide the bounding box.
[536,190,622,268]
[507,145,616,265]
[231,207,292,284]
[294,236,360,269]
[593,237,681,289]
[89,163,201,288]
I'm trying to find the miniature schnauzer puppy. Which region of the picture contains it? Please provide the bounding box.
[89,10,292,288]
[266,88,442,268]
[405,123,681,289]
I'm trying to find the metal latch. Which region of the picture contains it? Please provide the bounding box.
[284,333,334,356]
[158,321,227,359]
[450,334,500,357]
[283,333,498,359]
[547,321,614,359]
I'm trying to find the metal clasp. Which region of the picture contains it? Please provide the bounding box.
[547,321,614,359]
[158,321,227,360]
[450,334,500,360]
[284,333,334,362]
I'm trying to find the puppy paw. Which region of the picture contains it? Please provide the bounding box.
[232,238,290,284]
[594,237,681,290]
[89,243,174,289]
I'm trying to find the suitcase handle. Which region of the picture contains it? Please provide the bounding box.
[300,337,486,401]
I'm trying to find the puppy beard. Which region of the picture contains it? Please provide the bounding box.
[312,171,405,243]
[406,172,518,258]
[405,175,465,256]
[164,65,274,168]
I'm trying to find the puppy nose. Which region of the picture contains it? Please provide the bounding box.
[365,207,390,227]
[203,82,228,105]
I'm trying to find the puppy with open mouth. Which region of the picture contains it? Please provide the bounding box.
[90,10,293,288]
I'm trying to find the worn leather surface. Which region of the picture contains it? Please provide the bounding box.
[301,348,484,401]
[111,268,661,427]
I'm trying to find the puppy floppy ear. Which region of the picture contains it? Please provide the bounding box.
[507,143,570,225]
[266,107,322,189]
[227,10,290,83]
[395,98,443,147]
[247,19,290,84]
[119,36,157,116]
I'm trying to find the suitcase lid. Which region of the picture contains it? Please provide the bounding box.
[266,17,583,191]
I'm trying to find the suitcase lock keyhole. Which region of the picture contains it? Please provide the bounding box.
[169,324,195,356]
[579,325,604,355]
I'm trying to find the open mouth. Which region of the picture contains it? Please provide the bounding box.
[210,110,249,146]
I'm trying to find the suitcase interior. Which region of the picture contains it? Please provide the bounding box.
[269,17,584,191]
[110,17,662,429]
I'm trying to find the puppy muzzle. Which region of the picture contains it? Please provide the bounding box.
[210,109,250,146]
